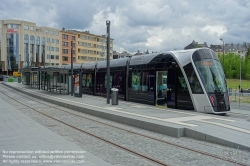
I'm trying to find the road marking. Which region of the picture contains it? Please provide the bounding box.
[4,84,198,127]
[162,115,235,127]
[163,115,234,123]
[4,83,240,129]
[8,83,198,115]
[132,105,149,108]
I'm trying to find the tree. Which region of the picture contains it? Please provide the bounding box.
[217,52,250,79]
[246,47,250,59]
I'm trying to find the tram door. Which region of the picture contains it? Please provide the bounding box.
[167,69,176,108]
[156,71,168,106]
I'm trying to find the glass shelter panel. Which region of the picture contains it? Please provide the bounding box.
[82,73,93,94]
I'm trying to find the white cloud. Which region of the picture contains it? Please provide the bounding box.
[0,0,249,52]
[201,25,227,37]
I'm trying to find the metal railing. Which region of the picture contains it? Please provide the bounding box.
[228,89,250,110]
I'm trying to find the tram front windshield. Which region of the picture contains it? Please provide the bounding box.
[194,59,227,94]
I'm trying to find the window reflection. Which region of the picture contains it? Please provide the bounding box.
[131,71,141,91]
[184,63,204,94]
[142,72,148,92]
[82,74,93,88]
[194,60,227,93]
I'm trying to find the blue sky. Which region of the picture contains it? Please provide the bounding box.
[1,0,249,53]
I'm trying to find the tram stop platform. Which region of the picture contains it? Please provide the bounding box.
[3,82,250,152]
[0,89,112,166]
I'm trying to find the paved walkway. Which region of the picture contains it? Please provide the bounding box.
[3,82,250,152]
[0,91,112,166]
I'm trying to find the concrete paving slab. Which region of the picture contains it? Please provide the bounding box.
[3,82,250,152]
[0,94,112,166]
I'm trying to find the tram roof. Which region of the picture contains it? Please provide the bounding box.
[64,63,83,70]
[129,53,164,66]
[96,57,130,69]
[169,48,217,67]
[82,62,97,69]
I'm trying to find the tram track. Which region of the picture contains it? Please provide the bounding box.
[0,85,249,166]
[0,90,168,166]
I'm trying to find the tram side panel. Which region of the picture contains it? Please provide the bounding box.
[175,68,194,110]
[182,62,209,113]
[128,68,155,105]
[95,68,127,100]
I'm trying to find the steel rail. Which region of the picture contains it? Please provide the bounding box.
[0,91,168,166]
[1,85,249,166]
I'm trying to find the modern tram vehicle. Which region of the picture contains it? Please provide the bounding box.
[22,48,230,114]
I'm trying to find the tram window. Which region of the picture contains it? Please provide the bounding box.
[82,74,86,86]
[184,63,204,94]
[113,72,123,90]
[86,74,92,87]
[105,74,113,88]
[178,77,187,89]
[82,74,93,87]
[132,71,141,91]
[194,60,227,93]
[142,72,148,91]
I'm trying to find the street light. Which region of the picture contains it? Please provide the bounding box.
[71,41,73,96]
[106,20,111,104]
[220,38,224,70]
[27,53,30,68]
[19,54,21,71]
[240,55,242,90]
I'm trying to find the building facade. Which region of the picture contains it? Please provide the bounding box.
[184,40,208,50]
[210,43,250,56]
[210,44,223,55]
[68,30,113,63]
[0,19,61,75]
[60,28,77,65]
[43,27,61,66]
[113,51,132,59]
[185,40,250,57]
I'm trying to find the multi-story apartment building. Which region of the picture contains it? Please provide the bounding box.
[60,28,77,65]
[0,19,61,75]
[68,30,113,63]
[43,27,61,66]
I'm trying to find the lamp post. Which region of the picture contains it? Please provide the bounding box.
[106,20,111,104]
[240,56,242,90]
[27,53,30,68]
[19,54,21,71]
[220,38,224,70]
[71,41,73,96]
[239,55,242,108]
[0,61,2,74]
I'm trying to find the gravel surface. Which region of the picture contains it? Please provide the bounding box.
[1,84,250,166]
